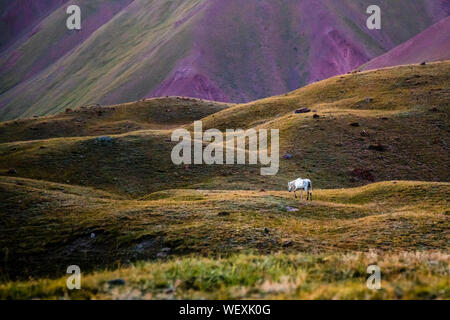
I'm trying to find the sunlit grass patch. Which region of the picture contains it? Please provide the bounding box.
[1,251,448,300]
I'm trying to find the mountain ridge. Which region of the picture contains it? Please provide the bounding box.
[1,0,449,120]
[359,15,450,71]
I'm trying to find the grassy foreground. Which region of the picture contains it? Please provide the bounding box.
[1,251,448,300]
[0,178,448,299]
[1,178,448,278]
[0,62,448,299]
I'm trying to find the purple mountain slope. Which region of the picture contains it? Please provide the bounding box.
[0,0,134,96]
[0,0,69,52]
[147,0,450,103]
[0,0,449,120]
[360,16,450,71]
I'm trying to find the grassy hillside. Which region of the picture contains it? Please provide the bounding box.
[1,176,448,280]
[0,62,448,299]
[199,60,450,130]
[1,62,448,197]
[2,251,448,300]
[0,97,231,143]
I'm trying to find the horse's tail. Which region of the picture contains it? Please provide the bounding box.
[308,180,312,192]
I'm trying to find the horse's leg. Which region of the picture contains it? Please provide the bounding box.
[294,190,297,199]
[300,190,303,201]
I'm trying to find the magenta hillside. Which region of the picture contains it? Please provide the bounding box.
[360,16,450,71]
[0,0,449,120]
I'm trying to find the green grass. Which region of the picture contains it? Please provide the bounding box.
[1,251,448,300]
[1,176,448,281]
[1,63,448,197]
[0,62,448,299]
[0,97,231,144]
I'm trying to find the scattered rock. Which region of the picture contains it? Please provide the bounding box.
[108,279,125,286]
[365,97,373,103]
[368,144,387,152]
[351,168,375,182]
[429,107,439,112]
[394,286,403,298]
[294,108,311,114]
[164,286,175,294]
[65,108,73,113]
[135,236,162,253]
[282,240,293,247]
[7,168,17,174]
[161,247,171,253]
[157,252,168,259]
[420,61,426,66]
[313,114,320,119]
[90,233,95,239]
[286,206,299,212]
[360,130,369,137]
[264,227,270,234]
[283,154,292,160]
[95,136,114,144]
[218,211,230,216]
[39,146,46,149]
[260,188,265,192]
[350,122,360,127]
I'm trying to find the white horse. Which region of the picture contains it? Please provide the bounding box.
[288,178,312,201]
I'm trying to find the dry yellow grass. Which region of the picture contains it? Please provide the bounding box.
[0,62,448,299]
[1,176,448,280]
[0,97,232,144]
[1,251,448,300]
